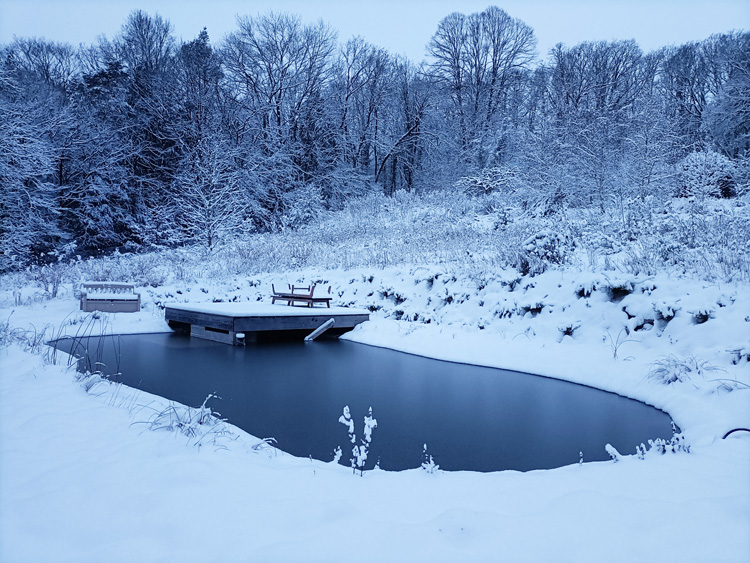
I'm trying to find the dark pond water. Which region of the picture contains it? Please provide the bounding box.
[54,333,674,472]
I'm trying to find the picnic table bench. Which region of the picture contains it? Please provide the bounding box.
[271,284,332,308]
[80,282,141,313]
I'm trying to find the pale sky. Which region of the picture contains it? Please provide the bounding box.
[0,0,747,62]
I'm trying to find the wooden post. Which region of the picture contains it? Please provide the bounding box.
[305,318,336,342]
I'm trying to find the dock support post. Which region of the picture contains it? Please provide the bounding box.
[305,318,336,342]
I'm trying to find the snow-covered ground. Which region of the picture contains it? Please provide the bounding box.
[1,264,749,562]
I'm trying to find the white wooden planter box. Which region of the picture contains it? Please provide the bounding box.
[80,282,141,313]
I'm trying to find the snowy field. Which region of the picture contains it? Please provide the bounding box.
[1,259,749,563]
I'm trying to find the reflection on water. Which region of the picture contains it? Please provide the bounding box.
[54,333,674,472]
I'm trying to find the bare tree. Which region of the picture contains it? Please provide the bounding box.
[222,12,336,221]
[329,37,391,179]
[0,63,61,270]
[223,13,335,146]
[173,136,246,252]
[428,6,535,167]
[427,12,468,150]
[702,32,750,159]
[173,28,223,152]
[547,40,647,209]
[7,38,78,95]
[375,58,432,194]
[116,10,175,74]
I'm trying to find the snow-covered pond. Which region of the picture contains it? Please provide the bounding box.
[54,332,674,471]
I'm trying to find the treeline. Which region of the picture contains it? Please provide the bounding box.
[1,7,748,271]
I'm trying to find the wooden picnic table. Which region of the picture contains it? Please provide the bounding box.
[271,284,332,308]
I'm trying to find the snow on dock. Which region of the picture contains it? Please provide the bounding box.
[165,302,370,344]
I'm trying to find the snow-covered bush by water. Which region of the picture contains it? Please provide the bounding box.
[133,393,237,449]
[647,355,723,387]
[339,405,378,475]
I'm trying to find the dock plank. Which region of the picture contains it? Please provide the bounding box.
[164,307,234,331]
[233,313,369,332]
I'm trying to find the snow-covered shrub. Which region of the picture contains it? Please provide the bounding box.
[519,301,544,316]
[128,253,168,287]
[454,166,521,196]
[678,151,737,199]
[74,251,132,284]
[338,405,377,475]
[646,355,722,386]
[622,301,656,332]
[635,423,692,458]
[730,156,750,197]
[497,271,523,291]
[492,206,512,229]
[653,301,680,323]
[648,425,691,455]
[688,308,714,324]
[0,319,54,356]
[518,229,571,276]
[421,444,439,474]
[557,321,581,341]
[600,277,635,302]
[279,183,325,231]
[492,301,516,319]
[729,346,750,365]
[0,315,38,351]
[28,262,69,299]
[574,279,598,298]
[319,167,373,210]
[620,198,656,242]
[0,315,11,348]
[620,241,664,276]
[604,327,638,360]
[605,443,621,462]
[378,286,407,305]
[137,393,235,448]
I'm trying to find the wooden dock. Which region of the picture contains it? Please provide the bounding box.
[165,302,370,345]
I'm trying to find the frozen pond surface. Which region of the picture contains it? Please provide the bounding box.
[54,333,674,472]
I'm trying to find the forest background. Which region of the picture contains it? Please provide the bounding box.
[1,6,748,280]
